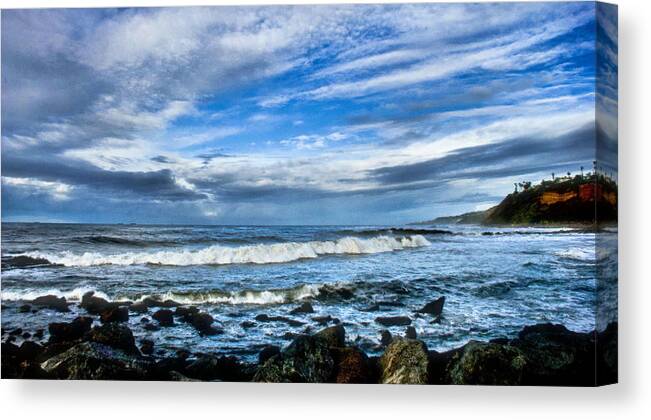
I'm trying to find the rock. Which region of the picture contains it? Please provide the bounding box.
[311,315,335,325]
[100,306,129,323]
[255,314,305,327]
[168,370,200,382]
[290,302,314,314]
[430,315,442,324]
[80,291,118,315]
[379,338,429,384]
[141,297,179,308]
[375,316,412,327]
[140,339,154,356]
[143,323,160,332]
[152,309,175,327]
[34,329,44,340]
[9,328,23,336]
[175,305,199,318]
[405,326,417,339]
[129,301,148,314]
[415,296,445,316]
[259,345,281,365]
[31,295,69,312]
[49,317,93,343]
[447,341,526,385]
[86,322,139,355]
[140,317,150,323]
[184,355,251,382]
[380,330,393,346]
[316,284,355,301]
[22,332,32,339]
[314,325,346,348]
[596,322,618,385]
[254,335,336,383]
[40,342,152,380]
[240,321,256,329]
[511,323,596,386]
[185,312,223,335]
[17,341,44,362]
[331,346,373,384]
[19,304,31,313]
[361,303,380,312]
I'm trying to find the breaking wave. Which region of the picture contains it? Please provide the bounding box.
[17,235,431,267]
[1,287,111,302]
[155,284,323,305]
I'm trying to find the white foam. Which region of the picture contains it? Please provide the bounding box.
[158,284,323,305]
[1,287,110,302]
[20,235,431,267]
[555,247,596,262]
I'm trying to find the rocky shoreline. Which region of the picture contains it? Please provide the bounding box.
[1,292,617,385]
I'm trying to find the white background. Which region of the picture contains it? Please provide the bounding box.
[1,0,649,419]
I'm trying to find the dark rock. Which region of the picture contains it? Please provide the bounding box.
[9,328,23,336]
[185,312,223,335]
[596,322,618,385]
[100,306,129,323]
[405,326,417,339]
[361,303,380,312]
[331,346,373,383]
[314,325,346,348]
[489,337,510,345]
[31,295,69,312]
[129,301,148,314]
[15,341,44,362]
[290,302,314,314]
[415,296,445,316]
[140,339,154,356]
[379,338,429,384]
[143,323,160,332]
[240,321,256,329]
[375,316,412,327]
[511,323,596,386]
[311,315,335,325]
[259,345,281,365]
[376,300,405,307]
[34,329,44,340]
[254,336,335,383]
[430,315,442,324]
[22,332,32,339]
[19,304,31,313]
[49,317,93,343]
[80,291,118,315]
[316,284,355,301]
[152,309,174,327]
[185,355,251,382]
[140,317,150,323]
[447,341,526,385]
[168,370,200,381]
[86,322,139,355]
[380,330,393,346]
[175,305,199,318]
[40,342,152,380]
[255,314,305,327]
[141,297,179,308]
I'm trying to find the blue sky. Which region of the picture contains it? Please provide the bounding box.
[1,2,617,225]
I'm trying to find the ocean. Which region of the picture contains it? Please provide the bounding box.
[0,223,618,361]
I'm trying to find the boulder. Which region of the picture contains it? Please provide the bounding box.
[255,314,305,327]
[380,330,393,346]
[184,355,251,382]
[129,301,148,314]
[596,322,618,385]
[175,305,199,318]
[290,302,314,314]
[379,338,429,384]
[100,306,129,323]
[31,295,69,312]
[375,316,412,327]
[183,312,222,335]
[510,323,595,386]
[415,296,445,316]
[446,341,526,385]
[259,345,281,365]
[240,321,256,329]
[141,297,179,308]
[48,316,93,343]
[405,326,417,339]
[331,347,373,384]
[40,342,151,380]
[152,309,175,327]
[19,304,31,313]
[140,339,154,356]
[314,325,346,348]
[86,323,139,355]
[80,291,118,315]
[361,303,380,312]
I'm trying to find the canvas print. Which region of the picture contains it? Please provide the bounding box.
[1,2,618,385]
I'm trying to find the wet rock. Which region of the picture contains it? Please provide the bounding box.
[511,323,595,386]
[430,315,442,324]
[143,323,160,332]
[255,314,305,327]
[168,370,200,381]
[129,301,148,314]
[314,325,346,348]
[175,305,199,318]
[290,302,314,314]
[40,342,152,380]
[22,332,32,339]
[259,345,281,365]
[141,297,179,308]
[361,303,380,312]
[81,291,118,315]
[375,316,412,327]
[380,330,393,346]
[140,339,154,356]
[185,355,251,381]
[332,346,373,384]
[86,322,139,355]
[316,284,355,301]
[140,317,150,323]
[49,317,93,343]
[152,309,174,327]
[100,306,129,323]
[34,329,44,340]
[240,321,256,329]
[447,341,526,385]
[31,295,69,312]
[596,322,618,385]
[311,315,336,326]
[185,312,223,335]
[19,304,31,313]
[376,300,405,307]
[9,328,23,336]
[415,296,445,317]
[379,338,429,384]
[405,326,417,339]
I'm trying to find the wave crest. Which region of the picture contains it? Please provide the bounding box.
[19,235,431,267]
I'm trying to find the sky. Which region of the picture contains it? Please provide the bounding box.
[1,2,618,225]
